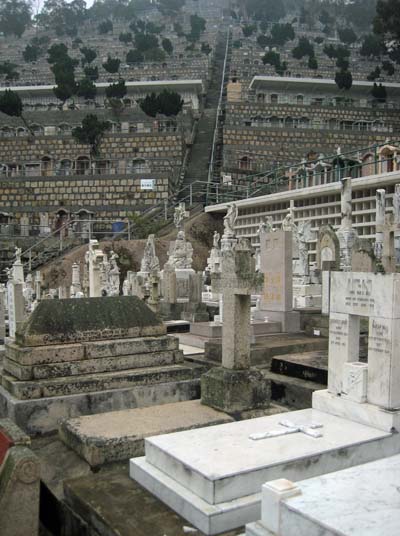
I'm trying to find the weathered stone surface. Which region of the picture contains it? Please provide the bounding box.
[2,363,202,400]
[6,342,85,366]
[0,445,40,536]
[16,296,165,346]
[0,379,202,435]
[59,400,233,467]
[3,350,184,380]
[201,367,271,414]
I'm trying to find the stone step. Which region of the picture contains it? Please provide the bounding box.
[262,371,326,410]
[59,400,234,467]
[270,351,328,385]
[1,362,206,400]
[3,350,184,381]
[205,335,329,367]
[6,335,178,366]
[63,466,243,536]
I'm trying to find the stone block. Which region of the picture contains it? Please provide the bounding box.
[260,479,301,534]
[342,362,368,403]
[0,443,40,536]
[201,367,271,414]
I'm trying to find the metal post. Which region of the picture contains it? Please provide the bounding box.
[216,184,219,204]
[29,250,32,272]
[189,184,193,206]
[127,220,131,241]
[164,198,168,220]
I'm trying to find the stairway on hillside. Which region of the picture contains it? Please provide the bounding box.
[180,30,229,202]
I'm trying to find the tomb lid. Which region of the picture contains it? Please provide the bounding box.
[16,296,165,347]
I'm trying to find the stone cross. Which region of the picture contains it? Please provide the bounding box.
[220,239,255,370]
[249,420,324,441]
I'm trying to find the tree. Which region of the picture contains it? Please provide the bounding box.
[257,34,270,48]
[0,62,20,81]
[162,38,173,55]
[140,90,184,117]
[270,23,295,46]
[360,34,385,57]
[242,24,256,37]
[336,57,349,70]
[157,90,184,116]
[173,22,184,37]
[77,78,97,100]
[371,82,387,102]
[23,44,39,63]
[105,80,127,99]
[189,14,206,41]
[135,32,159,52]
[119,32,133,44]
[80,47,97,65]
[140,93,159,117]
[0,0,31,37]
[335,70,353,90]
[98,19,113,34]
[37,0,86,34]
[84,65,99,81]
[126,49,144,63]
[102,56,121,74]
[308,56,318,70]
[72,114,111,157]
[0,89,32,134]
[374,0,400,45]
[262,51,281,67]
[382,60,395,75]
[338,28,358,45]
[367,66,381,81]
[48,43,69,64]
[292,37,314,59]
[244,0,285,21]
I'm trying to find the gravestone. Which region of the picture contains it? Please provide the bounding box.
[86,240,104,298]
[201,239,270,413]
[254,230,300,332]
[316,225,340,271]
[0,297,202,434]
[131,274,400,535]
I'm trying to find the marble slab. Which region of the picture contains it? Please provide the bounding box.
[130,408,400,534]
[278,453,400,536]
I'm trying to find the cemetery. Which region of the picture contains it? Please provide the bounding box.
[1,0,400,534]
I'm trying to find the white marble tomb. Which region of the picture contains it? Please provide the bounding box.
[246,453,400,536]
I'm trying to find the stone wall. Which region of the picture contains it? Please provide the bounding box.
[0,174,169,220]
[0,132,184,164]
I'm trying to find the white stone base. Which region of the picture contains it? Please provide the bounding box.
[130,408,400,535]
[313,390,400,432]
[253,454,400,536]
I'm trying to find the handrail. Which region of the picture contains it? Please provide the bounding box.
[207,27,231,195]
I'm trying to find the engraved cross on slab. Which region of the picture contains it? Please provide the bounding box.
[249,420,324,441]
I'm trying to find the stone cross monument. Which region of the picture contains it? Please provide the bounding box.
[201,238,270,413]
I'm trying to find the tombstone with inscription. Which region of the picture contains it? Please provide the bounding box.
[316,225,340,271]
[131,271,400,535]
[254,230,300,332]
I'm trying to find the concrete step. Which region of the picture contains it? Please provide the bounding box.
[205,334,329,367]
[1,361,207,400]
[261,370,326,410]
[59,400,234,467]
[270,351,328,385]
[3,349,183,380]
[63,466,243,536]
